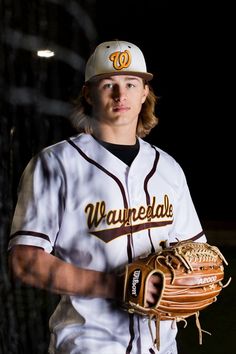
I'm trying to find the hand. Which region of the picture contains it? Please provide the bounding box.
[145,274,162,307]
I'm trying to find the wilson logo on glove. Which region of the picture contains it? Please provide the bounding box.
[129,269,142,297]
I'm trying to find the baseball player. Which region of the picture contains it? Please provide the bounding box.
[8,40,206,354]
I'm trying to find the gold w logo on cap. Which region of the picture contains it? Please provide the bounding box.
[109,50,131,70]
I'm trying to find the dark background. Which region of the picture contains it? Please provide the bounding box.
[96,1,235,223]
[0,1,235,353]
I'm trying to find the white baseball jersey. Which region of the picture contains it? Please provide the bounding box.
[9,133,206,354]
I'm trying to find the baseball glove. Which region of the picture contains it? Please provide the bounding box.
[122,240,230,350]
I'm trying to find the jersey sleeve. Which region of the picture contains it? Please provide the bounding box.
[168,162,207,245]
[8,150,65,253]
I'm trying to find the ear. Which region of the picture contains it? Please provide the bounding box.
[141,84,149,104]
[82,85,93,105]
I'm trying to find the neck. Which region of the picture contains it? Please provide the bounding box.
[92,122,137,145]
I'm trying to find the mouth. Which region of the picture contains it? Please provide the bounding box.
[112,106,130,113]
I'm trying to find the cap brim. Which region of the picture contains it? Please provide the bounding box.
[86,71,153,83]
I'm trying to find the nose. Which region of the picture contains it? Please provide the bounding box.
[112,84,126,102]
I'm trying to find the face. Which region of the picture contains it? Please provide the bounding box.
[84,75,149,130]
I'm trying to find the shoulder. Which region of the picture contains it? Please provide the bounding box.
[22,134,87,177]
[139,138,183,172]
[39,133,82,155]
[139,139,188,190]
[33,133,92,162]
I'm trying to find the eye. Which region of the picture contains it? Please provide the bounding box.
[103,83,113,89]
[127,83,135,88]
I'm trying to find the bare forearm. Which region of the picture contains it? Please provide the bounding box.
[9,246,117,299]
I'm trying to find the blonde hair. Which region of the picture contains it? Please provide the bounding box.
[69,82,158,138]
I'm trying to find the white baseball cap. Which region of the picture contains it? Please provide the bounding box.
[85,40,153,82]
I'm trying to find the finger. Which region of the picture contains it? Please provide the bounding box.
[145,292,159,306]
[148,282,160,294]
[145,285,161,307]
[150,274,162,286]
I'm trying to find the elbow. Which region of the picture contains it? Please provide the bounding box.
[8,246,25,282]
[8,245,43,285]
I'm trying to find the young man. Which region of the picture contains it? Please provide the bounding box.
[8,40,206,354]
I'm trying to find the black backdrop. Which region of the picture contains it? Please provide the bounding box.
[0,1,235,353]
[96,1,235,222]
